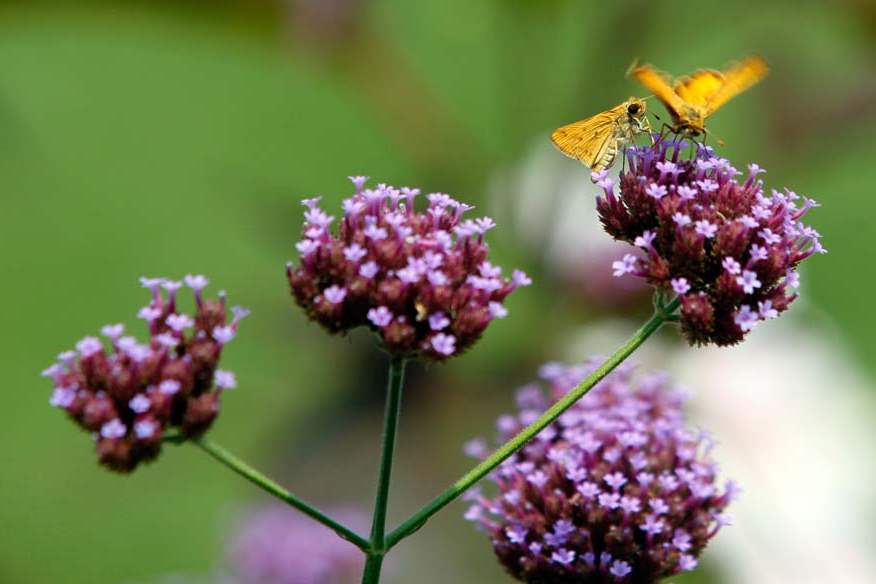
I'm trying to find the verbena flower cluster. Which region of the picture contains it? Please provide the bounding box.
[287,177,531,360]
[229,505,367,584]
[42,276,246,472]
[596,140,824,345]
[465,361,736,583]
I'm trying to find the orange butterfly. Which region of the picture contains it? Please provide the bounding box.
[629,55,769,137]
[551,97,651,172]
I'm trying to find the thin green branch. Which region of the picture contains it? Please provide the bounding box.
[188,436,369,551]
[362,355,407,584]
[385,298,679,550]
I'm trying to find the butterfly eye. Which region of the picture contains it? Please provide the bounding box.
[627,103,641,115]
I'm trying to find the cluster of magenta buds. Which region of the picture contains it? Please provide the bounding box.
[596,139,824,345]
[465,361,736,582]
[287,176,531,360]
[43,275,246,472]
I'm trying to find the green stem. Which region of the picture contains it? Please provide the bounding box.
[192,436,369,551]
[361,554,385,583]
[384,299,678,550]
[361,355,407,584]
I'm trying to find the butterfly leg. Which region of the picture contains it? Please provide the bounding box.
[656,122,677,143]
[689,133,704,158]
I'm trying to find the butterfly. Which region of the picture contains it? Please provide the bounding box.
[551,97,651,173]
[629,55,769,137]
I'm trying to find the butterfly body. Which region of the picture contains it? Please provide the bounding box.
[630,56,769,136]
[551,97,651,172]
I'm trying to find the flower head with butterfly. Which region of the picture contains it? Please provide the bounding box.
[595,139,824,346]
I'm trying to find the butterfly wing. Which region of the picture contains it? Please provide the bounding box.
[703,55,769,116]
[551,108,620,170]
[674,69,725,108]
[630,64,688,125]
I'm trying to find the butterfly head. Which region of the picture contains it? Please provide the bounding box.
[624,97,650,132]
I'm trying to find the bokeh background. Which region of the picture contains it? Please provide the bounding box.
[3,1,876,582]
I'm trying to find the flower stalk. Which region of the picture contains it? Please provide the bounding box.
[385,297,679,550]
[187,436,370,551]
[176,296,677,584]
[362,355,407,584]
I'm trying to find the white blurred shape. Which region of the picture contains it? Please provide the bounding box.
[492,140,647,308]
[564,314,876,583]
[670,317,876,583]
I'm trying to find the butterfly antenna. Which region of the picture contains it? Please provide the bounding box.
[625,58,641,78]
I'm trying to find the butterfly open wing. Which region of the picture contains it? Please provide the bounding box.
[674,70,725,108]
[704,55,769,115]
[632,56,769,132]
[550,111,619,170]
[630,64,688,124]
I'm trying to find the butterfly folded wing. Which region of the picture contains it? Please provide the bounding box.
[550,112,618,170]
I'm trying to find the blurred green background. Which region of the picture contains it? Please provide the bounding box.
[3,1,875,582]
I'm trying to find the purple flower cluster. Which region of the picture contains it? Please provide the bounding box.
[229,505,367,584]
[42,276,246,472]
[596,140,824,345]
[287,177,531,360]
[465,361,736,582]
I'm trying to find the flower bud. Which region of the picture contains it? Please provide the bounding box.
[288,179,530,361]
[43,276,245,472]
